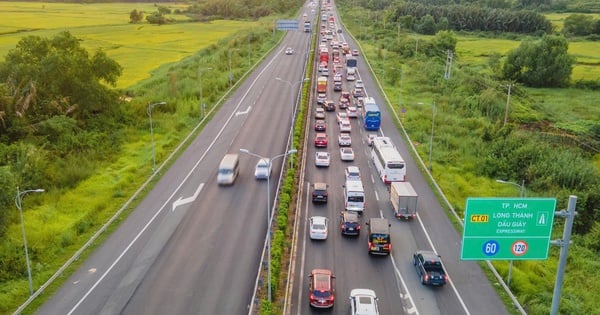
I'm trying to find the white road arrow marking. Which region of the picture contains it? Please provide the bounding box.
[172,183,204,211]
[235,106,252,116]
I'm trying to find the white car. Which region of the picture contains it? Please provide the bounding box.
[346,106,358,118]
[367,134,377,146]
[355,79,364,89]
[285,47,294,55]
[340,147,355,161]
[309,216,329,240]
[254,158,271,179]
[339,120,351,133]
[350,289,379,315]
[345,166,361,181]
[333,73,342,82]
[322,68,329,76]
[338,133,352,146]
[336,112,348,124]
[315,151,330,167]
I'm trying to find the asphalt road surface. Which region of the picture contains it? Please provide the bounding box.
[36,5,313,315]
[286,2,510,315]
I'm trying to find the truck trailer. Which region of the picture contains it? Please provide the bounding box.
[390,181,418,219]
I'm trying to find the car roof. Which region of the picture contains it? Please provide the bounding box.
[313,182,328,190]
[347,166,360,172]
[316,151,329,157]
[256,158,270,166]
[416,250,442,261]
[351,288,377,298]
[342,211,358,222]
[311,216,327,224]
[311,269,333,290]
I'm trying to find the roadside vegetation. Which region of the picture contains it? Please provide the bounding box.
[1,0,599,314]
[0,1,303,313]
[337,0,600,314]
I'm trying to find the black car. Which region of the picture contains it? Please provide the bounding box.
[323,100,336,111]
[340,211,360,236]
[314,119,327,131]
[413,250,448,286]
[312,182,328,203]
[333,81,342,92]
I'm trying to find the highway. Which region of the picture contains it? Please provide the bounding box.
[35,1,510,314]
[287,1,510,315]
[35,4,314,315]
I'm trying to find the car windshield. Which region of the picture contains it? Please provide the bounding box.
[219,168,232,175]
[388,162,405,169]
[312,290,331,298]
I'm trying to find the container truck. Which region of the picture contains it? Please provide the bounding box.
[390,181,418,219]
[317,76,327,104]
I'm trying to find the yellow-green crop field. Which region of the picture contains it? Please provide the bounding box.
[455,34,600,81]
[0,2,256,88]
[545,12,600,31]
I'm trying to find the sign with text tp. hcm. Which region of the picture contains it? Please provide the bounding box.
[461,198,556,260]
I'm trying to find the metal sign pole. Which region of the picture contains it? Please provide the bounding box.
[550,195,577,315]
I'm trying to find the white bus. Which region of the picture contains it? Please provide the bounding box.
[344,179,365,214]
[371,137,406,184]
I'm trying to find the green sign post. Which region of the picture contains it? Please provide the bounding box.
[461,198,556,260]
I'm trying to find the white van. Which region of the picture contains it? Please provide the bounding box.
[217,154,239,185]
[344,179,365,214]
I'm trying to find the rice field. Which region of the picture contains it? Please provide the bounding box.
[0,2,256,88]
[455,34,600,81]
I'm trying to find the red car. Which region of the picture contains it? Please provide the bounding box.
[339,96,350,109]
[314,133,328,147]
[309,269,335,308]
[314,119,327,131]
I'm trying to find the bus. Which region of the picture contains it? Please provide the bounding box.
[371,137,406,183]
[363,98,381,131]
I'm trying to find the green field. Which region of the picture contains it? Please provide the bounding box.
[0,2,255,88]
[455,34,600,82]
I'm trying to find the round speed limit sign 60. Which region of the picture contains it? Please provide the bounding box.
[511,240,528,256]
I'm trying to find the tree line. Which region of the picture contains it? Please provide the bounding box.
[390,2,553,34]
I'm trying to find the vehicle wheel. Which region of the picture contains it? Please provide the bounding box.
[420,274,425,284]
[413,256,417,265]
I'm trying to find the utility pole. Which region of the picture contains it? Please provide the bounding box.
[503,83,513,127]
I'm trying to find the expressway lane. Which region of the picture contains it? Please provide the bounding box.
[289,1,509,315]
[36,5,313,315]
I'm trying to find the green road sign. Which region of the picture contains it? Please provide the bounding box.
[461,198,556,260]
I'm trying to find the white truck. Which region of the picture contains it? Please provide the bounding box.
[390,181,418,219]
